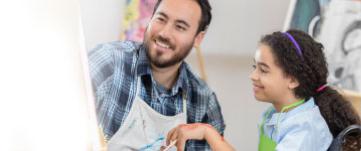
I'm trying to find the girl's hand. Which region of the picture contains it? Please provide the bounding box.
[165,123,214,151]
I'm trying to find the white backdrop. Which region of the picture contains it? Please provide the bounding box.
[0,1,101,150]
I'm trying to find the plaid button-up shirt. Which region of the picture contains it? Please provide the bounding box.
[88,41,225,150]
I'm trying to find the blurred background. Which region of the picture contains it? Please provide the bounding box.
[1,0,360,150]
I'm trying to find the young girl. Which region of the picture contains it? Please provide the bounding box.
[163,29,361,151]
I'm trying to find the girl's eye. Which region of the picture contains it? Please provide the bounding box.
[252,64,268,73]
[260,68,268,73]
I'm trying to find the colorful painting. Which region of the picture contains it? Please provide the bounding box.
[121,0,156,42]
[285,0,361,92]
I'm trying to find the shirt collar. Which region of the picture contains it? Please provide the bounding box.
[136,44,188,97]
[265,97,316,126]
[136,44,152,77]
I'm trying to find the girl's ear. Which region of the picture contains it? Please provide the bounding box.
[288,76,300,90]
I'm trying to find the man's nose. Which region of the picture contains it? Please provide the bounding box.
[158,23,172,39]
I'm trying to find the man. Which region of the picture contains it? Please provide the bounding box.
[88,0,225,150]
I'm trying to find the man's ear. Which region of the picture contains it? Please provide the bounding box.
[193,31,206,48]
[288,76,300,90]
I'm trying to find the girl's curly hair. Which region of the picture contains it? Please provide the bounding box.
[260,29,361,150]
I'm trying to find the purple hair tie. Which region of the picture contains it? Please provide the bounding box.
[283,32,303,59]
[316,84,327,93]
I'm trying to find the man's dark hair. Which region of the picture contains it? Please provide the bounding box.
[152,0,212,34]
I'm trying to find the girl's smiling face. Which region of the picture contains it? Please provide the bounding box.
[249,44,299,105]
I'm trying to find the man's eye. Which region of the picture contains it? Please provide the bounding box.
[155,16,166,22]
[176,25,186,31]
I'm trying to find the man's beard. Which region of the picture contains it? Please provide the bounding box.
[144,34,194,68]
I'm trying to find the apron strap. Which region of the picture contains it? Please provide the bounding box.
[182,91,187,115]
[260,108,273,135]
[135,77,142,97]
[275,99,305,136]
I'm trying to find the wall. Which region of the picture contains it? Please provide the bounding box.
[80,0,125,51]
[203,0,290,55]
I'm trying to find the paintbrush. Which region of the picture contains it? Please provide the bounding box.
[162,140,177,151]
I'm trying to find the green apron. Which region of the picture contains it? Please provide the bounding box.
[258,99,305,151]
